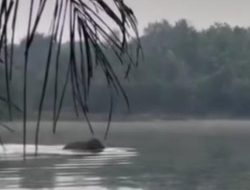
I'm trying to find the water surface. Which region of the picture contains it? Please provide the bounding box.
[1,120,250,189]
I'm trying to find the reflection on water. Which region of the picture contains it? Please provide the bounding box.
[2,120,250,189]
[0,145,138,190]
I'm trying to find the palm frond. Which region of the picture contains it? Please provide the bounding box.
[0,0,142,156]
[0,122,14,133]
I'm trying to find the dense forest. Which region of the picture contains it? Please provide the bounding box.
[2,19,250,119]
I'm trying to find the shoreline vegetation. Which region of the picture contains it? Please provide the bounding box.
[3,19,250,120]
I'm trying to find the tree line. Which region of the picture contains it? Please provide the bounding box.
[2,19,250,118]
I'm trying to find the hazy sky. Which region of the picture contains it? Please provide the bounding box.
[14,0,250,42]
[127,0,250,30]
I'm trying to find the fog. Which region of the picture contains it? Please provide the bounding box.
[14,0,250,42]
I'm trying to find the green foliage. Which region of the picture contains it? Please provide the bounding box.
[3,19,250,117]
[137,20,250,115]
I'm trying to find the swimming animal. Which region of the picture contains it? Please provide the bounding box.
[63,138,105,152]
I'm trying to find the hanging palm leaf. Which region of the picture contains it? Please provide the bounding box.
[0,0,141,157]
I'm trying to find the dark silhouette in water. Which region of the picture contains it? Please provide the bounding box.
[63,138,105,152]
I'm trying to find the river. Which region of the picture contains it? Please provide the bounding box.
[1,120,250,189]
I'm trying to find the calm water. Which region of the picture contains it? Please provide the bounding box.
[1,120,250,190]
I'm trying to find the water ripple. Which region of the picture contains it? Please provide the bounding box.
[0,144,138,190]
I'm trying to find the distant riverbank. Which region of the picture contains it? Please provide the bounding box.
[10,111,250,122]
[2,119,250,146]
